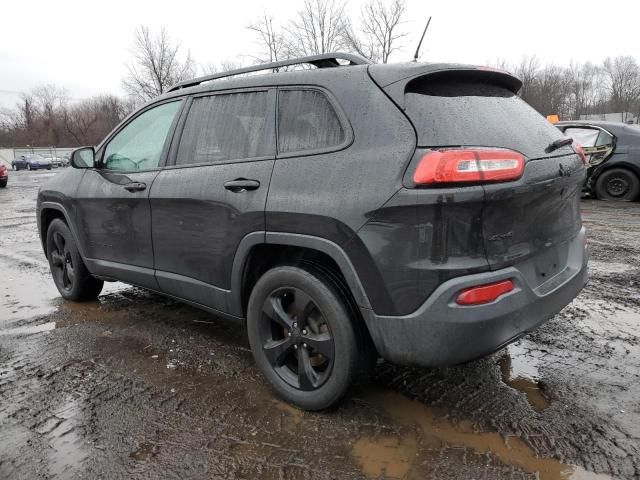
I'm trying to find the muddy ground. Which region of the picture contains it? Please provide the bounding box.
[0,169,638,480]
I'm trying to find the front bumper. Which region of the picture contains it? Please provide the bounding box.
[361,227,588,367]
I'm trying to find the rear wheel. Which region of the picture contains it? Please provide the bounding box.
[46,219,103,300]
[0,179,6,188]
[595,168,640,201]
[247,266,360,410]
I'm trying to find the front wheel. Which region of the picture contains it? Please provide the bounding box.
[247,266,360,410]
[27,164,32,171]
[595,168,640,201]
[46,218,103,300]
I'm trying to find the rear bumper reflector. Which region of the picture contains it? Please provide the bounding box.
[456,279,514,305]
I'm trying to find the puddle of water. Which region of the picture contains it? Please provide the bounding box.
[0,248,126,329]
[48,396,87,478]
[0,322,56,336]
[352,390,612,480]
[499,341,549,412]
[272,399,304,426]
[351,434,417,479]
[129,442,156,461]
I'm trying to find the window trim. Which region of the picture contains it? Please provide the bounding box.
[95,97,186,173]
[276,86,354,159]
[164,87,277,169]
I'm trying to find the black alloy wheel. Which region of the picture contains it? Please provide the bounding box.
[49,231,75,294]
[46,218,103,300]
[247,266,361,410]
[259,287,334,391]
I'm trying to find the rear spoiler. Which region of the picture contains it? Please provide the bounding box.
[368,63,522,109]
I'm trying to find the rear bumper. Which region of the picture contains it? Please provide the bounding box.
[361,227,588,367]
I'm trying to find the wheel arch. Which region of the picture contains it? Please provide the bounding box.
[230,232,372,320]
[592,160,640,185]
[39,202,86,259]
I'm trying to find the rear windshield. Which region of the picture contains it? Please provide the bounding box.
[405,79,567,159]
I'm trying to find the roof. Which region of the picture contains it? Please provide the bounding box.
[155,53,521,103]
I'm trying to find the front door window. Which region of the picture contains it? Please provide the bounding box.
[103,101,182,171]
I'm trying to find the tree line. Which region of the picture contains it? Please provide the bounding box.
[500,55,640,122]
[1,0,639,149]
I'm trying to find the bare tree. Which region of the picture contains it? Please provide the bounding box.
[513,56,540,105]
[200,58,245,77]
[533,65,571,117]
[284,0,348,58]
[248,13,286,63]
[566,61,601,119]
[122,26,196,102]
[0,86,132,148]
[602,56,640,122]
[344,0,407,63]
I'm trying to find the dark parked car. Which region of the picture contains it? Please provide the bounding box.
[37,54,588,410]
[556,120,640,201]
[0,162,7,187]
[12,154,52,171]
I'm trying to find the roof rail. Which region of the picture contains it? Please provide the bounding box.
[167,52,372,92]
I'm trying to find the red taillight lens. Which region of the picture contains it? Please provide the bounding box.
[413,149,525,185]
[573,142,587,165]
[456,279,514,306]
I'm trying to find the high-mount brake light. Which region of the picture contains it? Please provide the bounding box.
[573,142,587,165]
[413,149,525,185]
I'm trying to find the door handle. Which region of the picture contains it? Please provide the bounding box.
[124,182,147,192]
[224,178,260,193]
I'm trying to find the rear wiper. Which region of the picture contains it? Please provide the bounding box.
[545,137,573,154]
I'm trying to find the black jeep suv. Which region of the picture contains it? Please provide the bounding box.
[38,53,588,410]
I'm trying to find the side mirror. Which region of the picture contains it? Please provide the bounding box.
[70,147,95,169]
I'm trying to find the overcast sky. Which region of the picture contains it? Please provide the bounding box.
[1,0,639,109]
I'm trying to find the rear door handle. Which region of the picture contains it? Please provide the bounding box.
[124,182,147,192]
[224,178,260,193]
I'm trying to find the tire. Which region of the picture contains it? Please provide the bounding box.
[247,265,360,410]
[27,164,32,171]
[46,218,103,300]
[47,167,52,170]
[595,168,640,201]
[0,179,6,188]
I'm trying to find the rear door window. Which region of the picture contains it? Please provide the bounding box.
[564,127,600,147]
[176,91,274,165]
[405,78,567,159]
[564,127,614,166]
[277,89,345,154]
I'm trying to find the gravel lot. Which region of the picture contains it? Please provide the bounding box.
[1,169,638,479]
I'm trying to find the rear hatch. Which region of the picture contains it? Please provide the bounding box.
[371,66,585,273]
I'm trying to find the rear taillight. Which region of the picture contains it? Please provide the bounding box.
[413,148,525,185]
[573,142,587,165]
[456,279,514,306]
